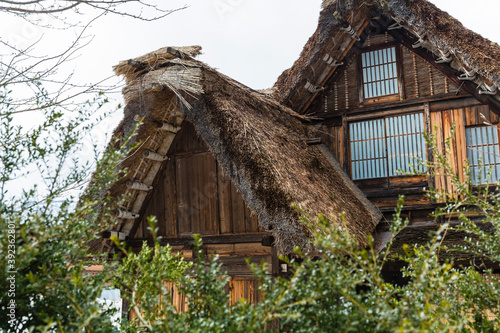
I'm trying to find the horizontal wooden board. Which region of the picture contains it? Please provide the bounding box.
[204,243,272,257]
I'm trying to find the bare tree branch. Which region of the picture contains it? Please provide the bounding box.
[0,1,187,21]
[0,1,187,115]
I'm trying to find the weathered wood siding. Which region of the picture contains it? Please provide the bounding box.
[400,45,459,99]
[133,122,262,239]
[311,35,498,211]
[431,104,498,195]
[154,277,261,315]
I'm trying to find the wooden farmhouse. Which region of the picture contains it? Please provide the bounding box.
[93,0,500,305]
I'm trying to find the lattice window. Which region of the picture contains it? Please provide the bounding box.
[361,47,399,99]
[350,113,427,180]
[466,126,500,185]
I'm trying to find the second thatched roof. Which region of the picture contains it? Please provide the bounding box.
[274,0,500,113]
[105,46,381,255]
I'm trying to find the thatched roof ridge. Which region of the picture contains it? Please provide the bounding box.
[106,46,381,255]
[113,46,202,84]
[273,0,500,112]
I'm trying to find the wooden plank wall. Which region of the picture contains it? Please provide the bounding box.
[130,277,261,316]
[401,46,459,99]
[155,277,262,315]
[326,105,497,208]
[322,126,344,168]
[228,278,261,305]
[308,38,464,116]
[431,105,498,195]
[318,58,360,113]
[134,122,262,239]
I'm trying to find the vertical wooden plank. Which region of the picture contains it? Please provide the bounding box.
[202,153,218,234]
[167,282,188,313]
[396,45,405,101]
[271,246,281,285]
[490,107,499,124]
[176,156,191,234]
[442,110,456,195]
[135,220,143,238]
[428,65,434,96]
[143,209,151,239]
[197,153,208,233]
[431,66,446,95]
[431,111,447,197]
[186,152,218,235]
[357,53,365,107]
[342,116,349,172]
[231,181,246,234]
[424,103,435,193]
[474,105,479,125]
[416,55,430,97]
[228,278,260,306]
[156,173,166,236]
[228,279,235,305]
[401,46,415,99]
[337,126,345,168]
[191,154,202,234]
[244,204,258,233]
[465,107,473,126]
[347,57,360,108]
[442,109,467,197]
[208,154,220,235]
[164,158,177,237]
[217,164,233,234]
[478,105,491,125]
[337,67,347,109]
[454,108,467,183]
[248,206,260,233]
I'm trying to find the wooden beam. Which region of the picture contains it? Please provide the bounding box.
[378,203,442,213]
[127,233,271,248]
[305,138,322,146]
[429,97,480,112]
[363,187,426,198]
[311,93,472,123]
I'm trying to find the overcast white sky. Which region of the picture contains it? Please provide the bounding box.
[3,0,499,106]
[1,0,498,198]
[83,0,500,90]
[1,0,498,138]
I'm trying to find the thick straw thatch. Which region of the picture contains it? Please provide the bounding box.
[105,46,381,255]
[274,0,500,112]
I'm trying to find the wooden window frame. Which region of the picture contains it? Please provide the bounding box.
[465,124,500,185]
[359,43,404,106]
[347,110,428,189]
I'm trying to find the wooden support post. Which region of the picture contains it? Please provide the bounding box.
[424,102,435,203]
[342,116,350,173]
[396,44,405,101]
[271,246,280,278]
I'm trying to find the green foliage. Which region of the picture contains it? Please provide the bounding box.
[113,217,192,332]
[0,83,131,332]
[113,126,500,332]
[1,78,499,332]
[115,197,498,332]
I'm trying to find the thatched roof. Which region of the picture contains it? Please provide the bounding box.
[273,0,500,113]
[103,46,381,255]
